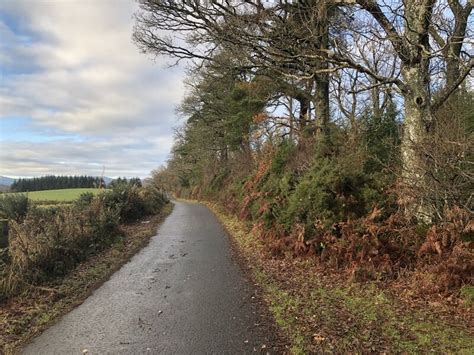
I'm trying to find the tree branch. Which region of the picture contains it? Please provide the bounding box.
[432,58,474,111]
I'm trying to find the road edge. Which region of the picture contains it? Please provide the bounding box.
[201,200,291,354]
[2,203,174,354]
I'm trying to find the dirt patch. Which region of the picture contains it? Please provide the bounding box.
[0,204,173,354]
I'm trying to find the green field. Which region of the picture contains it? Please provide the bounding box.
[3,188,104,202]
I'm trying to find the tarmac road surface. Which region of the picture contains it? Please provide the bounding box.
[23,201,280,354]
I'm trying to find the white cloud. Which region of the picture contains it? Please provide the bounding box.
[0,135,174,178]
[0,0,184,178]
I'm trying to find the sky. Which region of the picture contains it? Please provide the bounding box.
[0,0,185,179]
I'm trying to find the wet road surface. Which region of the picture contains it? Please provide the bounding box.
[23,201,278,354]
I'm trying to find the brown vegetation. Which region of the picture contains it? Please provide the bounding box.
[137,1,473,351]
[0,202,172,354]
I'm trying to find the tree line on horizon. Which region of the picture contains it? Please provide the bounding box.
[9,176,145,193]
[10,176,106,192]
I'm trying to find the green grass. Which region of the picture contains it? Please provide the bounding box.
[3,188,104,202]
[461,286,474,306]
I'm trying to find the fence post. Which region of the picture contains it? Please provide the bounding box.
[0,219,8,249]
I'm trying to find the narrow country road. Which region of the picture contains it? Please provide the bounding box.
[23,201,280,354]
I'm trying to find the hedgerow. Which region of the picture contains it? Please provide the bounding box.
[0,183,169,302]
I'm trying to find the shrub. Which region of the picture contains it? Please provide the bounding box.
[140,185,169,215]
[99,183,169,223]
[0,200,121,301]
[99,185,145,222]
[270,139,296,175]
[242,135,390,237]
[282,153,372,232]
[74,191,95,208]
[0,194,29,222]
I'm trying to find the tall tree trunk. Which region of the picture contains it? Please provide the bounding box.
[297,96,309,132]
[288,96,295,141]
[314,11,330,137]
[371,83,381,119]
[401,66,432,196]
[400,0,435,221]
[315,72,330,135]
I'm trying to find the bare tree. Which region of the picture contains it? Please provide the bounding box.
[134,1,353,133]
[134,0,473,219]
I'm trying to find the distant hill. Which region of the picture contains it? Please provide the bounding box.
[0,176,15,186]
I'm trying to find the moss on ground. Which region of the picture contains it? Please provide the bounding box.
[461,286,474,306]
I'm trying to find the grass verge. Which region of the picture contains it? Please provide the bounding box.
[0,203,173,354]
[206,201,474,354]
